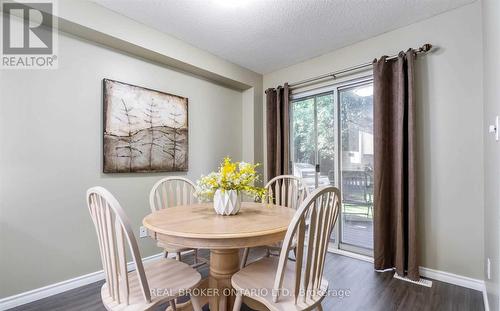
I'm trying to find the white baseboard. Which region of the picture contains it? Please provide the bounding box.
[419,266,484,291]
[418,266,487,311]
[0,252,167,311]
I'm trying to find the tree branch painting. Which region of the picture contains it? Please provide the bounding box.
[103,79,188,173]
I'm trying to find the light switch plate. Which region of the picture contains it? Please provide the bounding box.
[496,116,499,141]
[487,258,491,280]
[488,116,499,141]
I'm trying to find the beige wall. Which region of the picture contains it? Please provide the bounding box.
[264,2,484,279]
[482,0,500,309]
[0,0,489,301]
[55,0,264,174]
[0,29,244,297]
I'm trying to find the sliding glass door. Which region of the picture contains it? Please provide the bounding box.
[291,78,374,255]
[338,82,374,253]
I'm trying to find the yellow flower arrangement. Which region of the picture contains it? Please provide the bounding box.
[196,157,267,201]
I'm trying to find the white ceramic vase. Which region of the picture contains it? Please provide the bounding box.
[213,189,241,216]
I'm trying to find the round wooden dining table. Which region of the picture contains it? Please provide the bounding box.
[143,202,296,311]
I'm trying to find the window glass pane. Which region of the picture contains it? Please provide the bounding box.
[291,98,316,192]
[340,83,374,250]
[317,93,335,188]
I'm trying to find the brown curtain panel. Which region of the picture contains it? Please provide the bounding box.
[266,83,290,180]
[373,50,419,280]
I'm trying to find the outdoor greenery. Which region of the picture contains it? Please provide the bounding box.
[292,97,315,165]
[291,87,373,170]
[292,94,335,166]
[340,87,374,152]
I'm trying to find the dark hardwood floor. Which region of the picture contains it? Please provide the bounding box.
[8,249,484,311]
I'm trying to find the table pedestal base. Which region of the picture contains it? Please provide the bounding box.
[209,249,240,311]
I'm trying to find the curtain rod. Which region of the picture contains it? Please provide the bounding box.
[289,43,433,90]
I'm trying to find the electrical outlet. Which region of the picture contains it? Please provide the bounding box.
[139,226,148,238]
[487,258,491,280]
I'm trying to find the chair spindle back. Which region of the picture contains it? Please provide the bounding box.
[273,186,341,304]
[149,177,197,212]
[265,175,309,210]
[87,187,151,306]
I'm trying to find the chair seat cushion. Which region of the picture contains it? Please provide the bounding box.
[101,258,201,310]
[232,256,328,311]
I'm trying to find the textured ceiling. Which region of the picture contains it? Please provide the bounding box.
[94,0,475,74]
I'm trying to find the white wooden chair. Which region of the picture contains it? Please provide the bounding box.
[265,175,309,210]
[232,186,341,311]
[149,177,205,267]
[240,175,309,268]
[86,187,203,311]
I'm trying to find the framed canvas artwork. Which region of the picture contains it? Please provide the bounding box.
[103,79,188,173]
